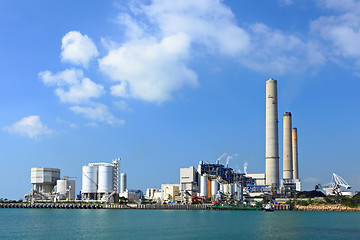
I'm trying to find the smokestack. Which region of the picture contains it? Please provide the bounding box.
[292,128,299,179]
[265,78,279,187]
[283,112,293,179]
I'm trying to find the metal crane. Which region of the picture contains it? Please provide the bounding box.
[319,173,351,195]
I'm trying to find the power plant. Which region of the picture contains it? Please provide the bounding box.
[23,78,311,204]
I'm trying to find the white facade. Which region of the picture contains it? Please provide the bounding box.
[146,188,162,201]
[120,190,140,202]
[246,173,266,186]
[180,166,199,195]
[161,184,180,202]
[31,167,60,193]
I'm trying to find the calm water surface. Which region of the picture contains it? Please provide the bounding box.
[1,209,359,239]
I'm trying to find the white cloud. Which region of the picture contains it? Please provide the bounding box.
[39,69,105,104]
[98,0,325,104]
[3,116,54,140]
[99,33,198,103]
[113,100,132,112]
[56,118,77,129]
[243,23,325,74]
[142,0,250,56]
[311,0,360,66]
[61,31,99,67]
[70,103,125,126]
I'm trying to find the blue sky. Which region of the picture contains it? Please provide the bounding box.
[1,0,360,199]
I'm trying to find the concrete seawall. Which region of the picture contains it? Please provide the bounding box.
[0,203,210,210]
[293,204,360,211]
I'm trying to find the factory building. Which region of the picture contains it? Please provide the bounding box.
[246,174,266,186]
[146,188,162,202]
[161,184,180,203]
[56,176,76,200]
[180,166,199,196]
[119,189,141,202]
[25,167,77,202]
[31,167,60,195]
[81,158,120,201]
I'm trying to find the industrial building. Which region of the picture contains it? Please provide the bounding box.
[27,167,60,201]
[56,176,76,200]
[81,158,120,202]
[25,167,77,202]
[161,184,180,203]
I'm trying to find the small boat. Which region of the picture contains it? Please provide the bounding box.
[264,204,274,212]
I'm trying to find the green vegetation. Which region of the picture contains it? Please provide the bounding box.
[324,195,360,208]
[288,195,360,208]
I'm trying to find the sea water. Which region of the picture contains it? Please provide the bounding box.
[1,209,359,239]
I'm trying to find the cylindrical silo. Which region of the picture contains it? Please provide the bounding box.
[82,165,98,193]
[56,179,67,195]
[211,180,219,196]
[283,112,293,180]
[120,173,127,194]
[292,128,299,179]
[265,78,279,187]
[222,184,229,194]
[200,176,208,197]
[98,165,114,193]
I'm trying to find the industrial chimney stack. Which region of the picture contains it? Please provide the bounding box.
[265,78,279,187]
[292,128,299,179]
[283,112,293,179]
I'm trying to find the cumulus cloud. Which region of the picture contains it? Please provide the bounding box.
[56,118,77,129]
[61,31,99,67]
[39,69,105,104]
[3,116,54,140]
[98,0,325,104]
[70,103,125,126]
[312,0,360,66]
[113,100,132,112]
[142,0,250,56]
[243,23,325,74]
[99,33,197,103]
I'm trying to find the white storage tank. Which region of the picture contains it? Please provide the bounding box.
[120,173,127,194]
[98,165,114,193]
[211,180,219,196]
[82,165,98,193]
[56,179,67,195]
[200,176,208,197]
[222,184,228,194]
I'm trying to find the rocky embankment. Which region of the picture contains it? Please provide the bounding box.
[294,204,360,211]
